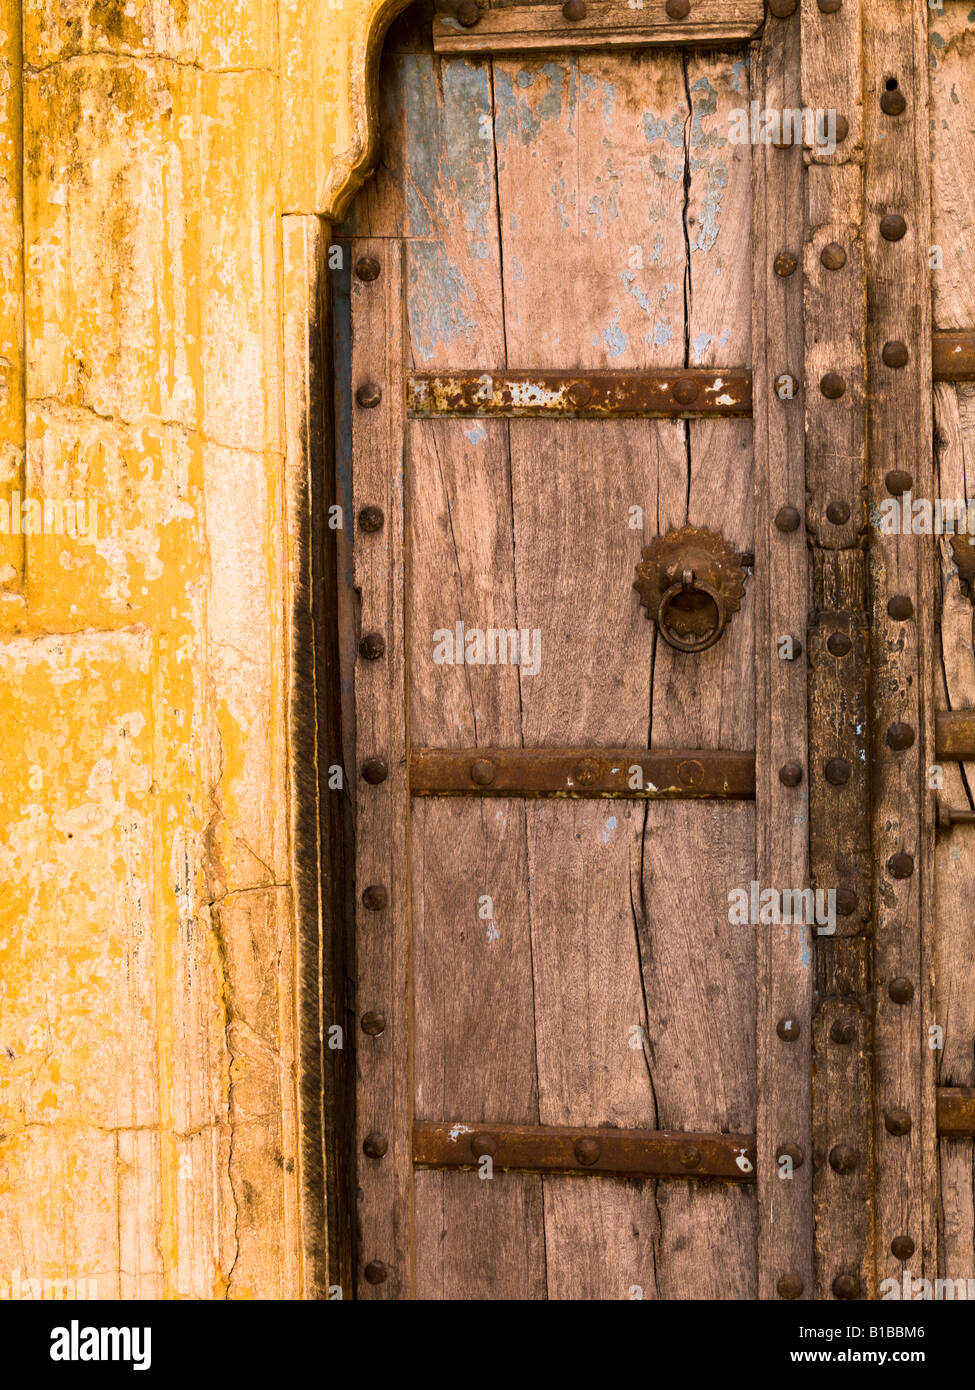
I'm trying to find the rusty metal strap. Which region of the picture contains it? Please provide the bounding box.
[432,1,765,54]
[407,368,752,419]
[410,747,755,798]
[935,710,975,759]
[936,1088,975,1138]
[933,332,975,382]
[414,1121,757,1181]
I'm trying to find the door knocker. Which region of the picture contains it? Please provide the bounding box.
[633,525,746,653]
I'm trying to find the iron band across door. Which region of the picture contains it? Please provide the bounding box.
[409,747,755,798]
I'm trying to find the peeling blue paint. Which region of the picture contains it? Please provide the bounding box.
[620,270,652,314]
[603,310,627,358]
[730,60,748,95]
[693,331,712,358]
[642,110,685,149]
[465,424,487,445]
[407,242,479,363]
[652,319,672,347]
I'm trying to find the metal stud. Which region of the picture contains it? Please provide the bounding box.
[361,757,389,784]
[884,469,913,496]
[881,82,907,117]
[359,505,384,533]
[768,0,797,15]
[672,377,700,406]
[887,594,914,621]
[891,1235,915,1261]
[776,1142,804,1169]
[574,1138,601,1166]
[886,722,916,751]
[832,1273,860,1300]
[567,381,592,408]
[882,341,909,369]
[361,884,388,911]
[820,373,846,399]
[826,500,851,525]
[779,761,804,787]
[829,1144,858,1174]
[827,632,852,657]
[776,1018,801,1042]
[829,1016,857,1045]
[456,0,481,26]
[821,242,847,270]
[774,251,798,277]
[888,977,915,1005]
[361,1011,386,1036]
[884,1109,912,1136]
[355,256,381,283]
[364,1260,389,1285]
[363,1132,388,1158]
[775,505,802,533]
[573,758,602,786]
[356,383,382,409]
[470,758,497,787]
[665,0,691,16]
[825,757,852,786]
[880,213,907,241]
[835,888,857,917]
[834,115,849,143]
[471,1134,498,1158]
[887,851,914,879]
[562,0,586,17]
[817,0,842,11]
[777,1274,803,1300]
[678,1145,701,1169]
[359,632,386,661]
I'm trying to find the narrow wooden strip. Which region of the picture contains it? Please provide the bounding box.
[935,710,975,759]
[410,747,755,798]
[936,1089,975,1139]
[933,332,975,381]
[408,367,751,418]
[432,1,764,54]
[414,1121,757,1182]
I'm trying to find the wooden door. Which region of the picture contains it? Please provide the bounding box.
[331,0,974,1301]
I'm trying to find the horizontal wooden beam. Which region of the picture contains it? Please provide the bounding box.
[935,710,975,759]
[933,332,975,382]
[410,747,756,798]
[413,1121,757,1180]
[936,1088,975,1138]
[432,1,765,55]
[407,368,751,418]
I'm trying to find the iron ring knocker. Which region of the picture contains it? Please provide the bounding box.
[633,525,746,654]
[655,570,728,653]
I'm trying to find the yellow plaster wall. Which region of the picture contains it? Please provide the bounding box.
[0,0,393,1299]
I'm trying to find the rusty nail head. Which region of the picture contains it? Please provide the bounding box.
[573,757,602,786]
[826,499,851,525]
[471,1134,498,1157]
[768,0,798,15]
[665,0,691,16]
[777,1275,803,1300]
[825,757,851,786]
[363,1132,388,1158]
[776,1018,800,1042]
[887,594,914,621]
[574,1138,601,1166]
[362,757,389,784]
[882,340,909,369]
[678,1145,701,1169]
[364,1260,388,1285]
[355,256,381,282]
[820,242,847,270]
[773,251,798,277]
[775,505,801,533]
[829,1144,858,1174]
[827,631,852,657]
[362,884,388,911]
[833,1273,860,1300]
[891,1235,915,1261]
[830,1016,857,1045]
[677,758,705,788]
[885,469,913,496]
[361,1011,386,1036]
[881,87,907,116]
[567,380,592,408]
[673,377,699,406]
[356,383,383,409]
[885,1109,912,1136]
[456,0,481,25]
[778,761,803,787]
[888,851,914,880]
[880,213,907,241]
[817,0,842,11]
[833,114,849,142]
[359,504,385,532]
[888,976,914,1005]
[835,888,857,917]
[359,632,386,660]
[776,1143,804,1168]
[820,373,846,400]
[562,0,587,18]
[886,722,915,751]
[470,758,497,786]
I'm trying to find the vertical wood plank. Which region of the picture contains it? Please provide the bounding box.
[351,237,413,1298]
[751,16,813,1300]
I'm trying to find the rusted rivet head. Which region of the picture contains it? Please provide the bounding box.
[470,757,497,786]
[776,1143,804,1169]
[885,469,913,496]
[820,242,847,270]
[832,1273,860,1300]
[768,0,797,15]
[471,1133,497,1158]
[833,888,856,918]
[562,0,587,19]
[665,0,691,16]
[820,372,846,400]
[361,757,389,785]
[886,721,916,751]
[817,0,842,11]
[363,1132,388,1158]
[829,1144,858,1175]
[356,383,383,409]
[361,1011,386,1036]
[359,631,386,661]
[888,851,914,880]
[678,1144,701,1169]
[882,340,909,369]
[881,85,907,117]
[891,1235,915,1261]
[887,594,914,621]
[824,757,851,786]
[885,1108,912,1136]
[826,499,851,525]
[355,256,381,282]
[672,377,700,406]
[888,976,915,1005]
[573,757,602,787]
[777,1274,803,1300]
[827,631,852,657]
[774,505,801,533]
[880,213,907,241]
[362,884,388,911]
[829,1016,857,1045]
[359,504,385,533]
[778,761,803,787]
[776,1018,800,1042]
[456,0,481,26]
[574,1137,601,1166]
[773,251,798,278]
[566,380,592,408]
[364,1259,389,1285]
[677,758,705,788]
